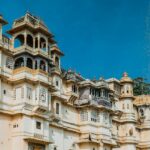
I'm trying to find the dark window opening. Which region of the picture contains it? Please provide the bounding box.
[3,90,6,94]
[56,103,60,115]
[36,121,41,129]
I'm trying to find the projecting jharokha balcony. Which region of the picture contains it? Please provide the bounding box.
[1,66,52,86]
[13,45,50,59]
[0,35,11,49]
[11,66,50,82]
[13,66,48,75]
[75,96,112,108]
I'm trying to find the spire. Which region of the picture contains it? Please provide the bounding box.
[123,72,128,77]
[0,15,8,25]
[120,72,133,83]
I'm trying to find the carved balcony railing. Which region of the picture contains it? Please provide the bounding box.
[13,14,49,32]
[13,67,48,76]
[0,36,11,49]
[75,97,112,108]
[13,45,49,59]
[51,66,61,75]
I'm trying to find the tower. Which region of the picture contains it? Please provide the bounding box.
[0,14,7,41]
[118,72,137,150]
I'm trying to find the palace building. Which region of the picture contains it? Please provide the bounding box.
[0,13,150,150]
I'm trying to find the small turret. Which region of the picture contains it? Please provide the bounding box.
[120,72,133,98]
[51,44,64,69]
[0,15,8,41]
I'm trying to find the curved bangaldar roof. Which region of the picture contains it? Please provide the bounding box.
[7,12,54,39]
[0,15,8,25]
[120,72,133,84]
[13,12,48,29]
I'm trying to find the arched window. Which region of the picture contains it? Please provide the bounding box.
[14,34,24,48]
[129,128,133,136]
[40,60,46,71]
[26,58,33,69]
[140,108,144,116]
[14,57,24,69]
[40,37,46,51]
[126,86,129,94]
[55,56,59,67]
[26,34,33,47]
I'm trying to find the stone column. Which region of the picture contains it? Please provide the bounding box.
[33,38,35,49]
[38,35,40,49]
[46,39,48,52]
[0,24,2,42]
[74,143,80,150]
[24,33,27,46]
[33,60,35,69]
[37,59,40,69]
[0,79,2,101]
[46,62,48,72]
[11,37,14,49]
[24,56,27,67]
[99,142,103,150]
[0,50,2,67]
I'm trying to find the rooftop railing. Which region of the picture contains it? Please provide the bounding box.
[0,35,11,49]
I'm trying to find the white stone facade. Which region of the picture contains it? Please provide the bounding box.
[0,13,149,150]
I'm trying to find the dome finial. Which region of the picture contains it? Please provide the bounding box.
[123,72,128,77]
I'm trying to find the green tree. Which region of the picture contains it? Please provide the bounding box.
[133,77,150,96]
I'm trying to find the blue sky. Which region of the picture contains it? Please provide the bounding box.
[0,0,150,80]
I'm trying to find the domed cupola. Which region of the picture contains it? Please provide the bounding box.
[120,72,134,98]
[120,72,133,84]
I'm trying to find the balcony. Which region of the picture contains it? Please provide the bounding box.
[51,67,61,75]
[9,67,51,85]
[13,45,49,59]
[1,66,13,77]
[75,97,112,108]
[119,136,138,144]
[90,98,112,108]
[32,105,49,114]
[0,35,11,50]
[24,133,52,145]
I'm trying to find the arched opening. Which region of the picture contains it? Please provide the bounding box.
[14,34,24,48]
[140,108,144,116]
[40,37,46,51]
[55,56,59,67]
[14,57,24,69]
[40,60,46,71]
[26,34,33,47]
[35,37,38,48]
[26,58,33,69]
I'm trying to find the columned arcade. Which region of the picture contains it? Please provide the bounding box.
[13,32,49,52]
[13,56,48,72]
